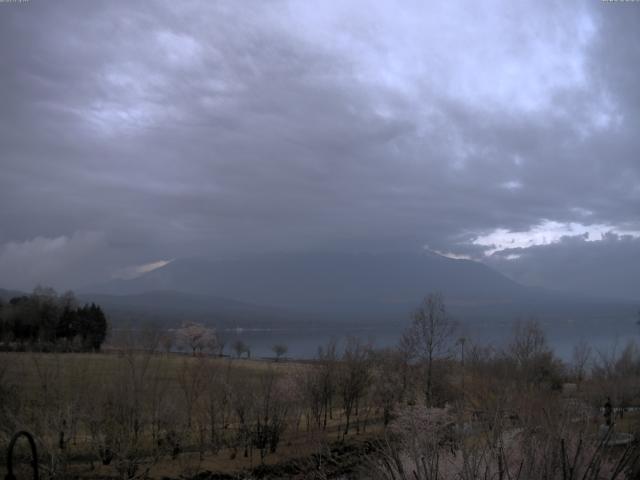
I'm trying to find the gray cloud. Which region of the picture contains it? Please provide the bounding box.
[0,0,639,291]
[0,232,108,291]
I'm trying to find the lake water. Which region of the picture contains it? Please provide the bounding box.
[220,317,639,361]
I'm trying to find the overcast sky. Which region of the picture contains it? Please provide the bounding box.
[1,0,639,293]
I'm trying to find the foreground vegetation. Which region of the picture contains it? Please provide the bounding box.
[2,293,640,479]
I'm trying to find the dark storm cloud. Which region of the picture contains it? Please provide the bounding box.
[0,0,639,290]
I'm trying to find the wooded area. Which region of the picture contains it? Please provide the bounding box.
[0,288,107,352]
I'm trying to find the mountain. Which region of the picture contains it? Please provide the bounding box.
[87,251,638,323]
[79,290,309,328]
[90,252,520,307]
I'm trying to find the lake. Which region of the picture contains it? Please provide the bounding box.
[220,316,639,362]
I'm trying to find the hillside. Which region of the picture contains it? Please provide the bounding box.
[81,290,310,328]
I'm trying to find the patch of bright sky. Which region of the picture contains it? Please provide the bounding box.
[84,30,202,136]
[501,180,523,191]
[87,102,159,134]
[570,207,594,218]
[155,30,203,68]
[285,0,597,114]
[474,220,640,256]
[576,91,624,139]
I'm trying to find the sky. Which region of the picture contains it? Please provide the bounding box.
[0,0,639,295]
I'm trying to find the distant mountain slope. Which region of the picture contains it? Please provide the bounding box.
[90,252,521,306]
[80,290,308,327]
[87,251,637,323]
[0,287,311,329]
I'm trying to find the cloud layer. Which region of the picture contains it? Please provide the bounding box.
[0,1,639,292]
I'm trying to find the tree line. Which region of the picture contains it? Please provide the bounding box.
[0,287,108,352]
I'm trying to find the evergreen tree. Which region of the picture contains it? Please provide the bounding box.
[0,289,108,352]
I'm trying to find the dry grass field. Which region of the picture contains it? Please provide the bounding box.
[0,350,384,479]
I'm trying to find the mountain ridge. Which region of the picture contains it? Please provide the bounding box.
[85,251,638,323]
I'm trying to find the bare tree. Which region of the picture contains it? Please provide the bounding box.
[200,359,232,453]
[85,340,162,479]
[507,318,562,387]
[571,339,592,384]
[272,343,288,361]
[402,293,455,406]
[160,330,175,355]
[228,374,257,459]
[338,337,372,436]
[371,348,406,427]
[252,368,291,462]
[215,334,227,357]
[233,339,249,358]
[508,318,549,365]
[138,322,163,353]
[317,339,338,429]
[293,340,337,434]
[295,366,323,432]
[177,356,207,428]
